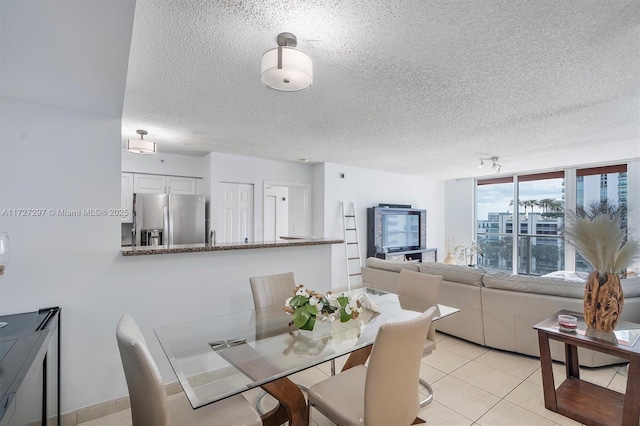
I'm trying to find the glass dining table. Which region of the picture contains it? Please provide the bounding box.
[154,287,459,426]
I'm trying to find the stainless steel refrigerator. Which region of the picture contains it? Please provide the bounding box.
[133,194,205,246]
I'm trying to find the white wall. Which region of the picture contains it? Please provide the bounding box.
[0,99,333,414]
[320,163,446,289]
[288,186,307,236]
[312,164,325,237]
[444,178,476,251]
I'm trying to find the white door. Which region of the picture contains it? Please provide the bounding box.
[264,186,289,240]
[220,183,254,243]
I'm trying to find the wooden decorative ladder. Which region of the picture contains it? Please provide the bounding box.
[341,202,362,290]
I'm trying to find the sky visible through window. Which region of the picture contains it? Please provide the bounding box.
[477,182,514,220]
[476,176,618,220]
[477,180,564,220]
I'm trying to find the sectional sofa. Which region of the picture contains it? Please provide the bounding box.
[361,257,640,367]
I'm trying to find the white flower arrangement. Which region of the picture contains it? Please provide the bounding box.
[283,285,363,331]
[453,241,483,266]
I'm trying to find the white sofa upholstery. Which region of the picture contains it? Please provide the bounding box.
[362,257,640,367]
[418,262,486,346]
[362,259,487,346]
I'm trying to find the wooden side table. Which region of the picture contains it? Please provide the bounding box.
[534,310,640,425]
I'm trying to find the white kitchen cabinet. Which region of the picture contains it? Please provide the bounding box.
[167,176,197,195]
[133,174,199,195]
[121,173,134,222]
[133,174,167,194]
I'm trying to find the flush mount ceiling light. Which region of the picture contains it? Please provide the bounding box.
[127,129,156,155]
[479,156,502,173]
[261,32,313,92]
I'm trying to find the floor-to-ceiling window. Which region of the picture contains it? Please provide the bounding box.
[476,177,514,273]
[516,172,565,275]
[575,164,628,273]
[476,164,628,275]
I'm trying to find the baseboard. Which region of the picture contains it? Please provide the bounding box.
[59,381,183,425]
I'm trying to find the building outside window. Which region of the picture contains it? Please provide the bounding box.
[516,172,565,275]
[476,164,628,276]
[575,164,628,273]
[476,177,514,273]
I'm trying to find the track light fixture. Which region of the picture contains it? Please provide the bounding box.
[479,156,502,173]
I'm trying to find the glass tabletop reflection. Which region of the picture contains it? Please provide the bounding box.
[154,287,457,409]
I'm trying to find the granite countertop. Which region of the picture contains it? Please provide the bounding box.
[121,237,344,256]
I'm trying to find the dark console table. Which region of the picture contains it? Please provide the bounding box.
[534,310,640,425]
[374,248,437,262]
[0,307,61,426]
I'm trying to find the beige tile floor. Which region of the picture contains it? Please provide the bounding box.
[80,332,629,426]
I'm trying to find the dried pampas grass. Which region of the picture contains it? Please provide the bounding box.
[564,210,640,274]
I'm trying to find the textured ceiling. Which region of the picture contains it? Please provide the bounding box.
[122,0,640,180]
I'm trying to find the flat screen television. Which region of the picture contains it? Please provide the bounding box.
[382,212,420,250]
[367,207,427,255]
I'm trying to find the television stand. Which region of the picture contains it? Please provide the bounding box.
[375,248,437,263]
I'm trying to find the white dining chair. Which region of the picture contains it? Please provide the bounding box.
[249,271,297,309]
[396,269,443,406]
[249,271,314,414]
[308,305,437,425]
[116,313,261,426]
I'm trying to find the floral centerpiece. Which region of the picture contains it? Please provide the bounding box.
[283,285,363,331]
[454,241,482,266]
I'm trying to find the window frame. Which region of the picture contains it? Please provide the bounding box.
[475,163,629,276]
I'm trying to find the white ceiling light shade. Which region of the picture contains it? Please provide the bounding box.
[127,129,156,155]
[261,32,312,92]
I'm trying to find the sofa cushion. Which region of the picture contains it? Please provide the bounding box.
[482,272,585,298]
[621,276,640,298]
[483,272,640,299]
[364,257,420,273]
[541,270,589,282]
[418,262,485,287]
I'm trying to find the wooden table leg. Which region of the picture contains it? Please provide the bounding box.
[565,343,579,379]
[341,346,372,371]
[216,343,309,426]
[260,377,309,426]
[622,356,640,425]
[537,331,557,412]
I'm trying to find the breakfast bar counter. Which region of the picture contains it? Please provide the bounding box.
[121,237,344,256]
